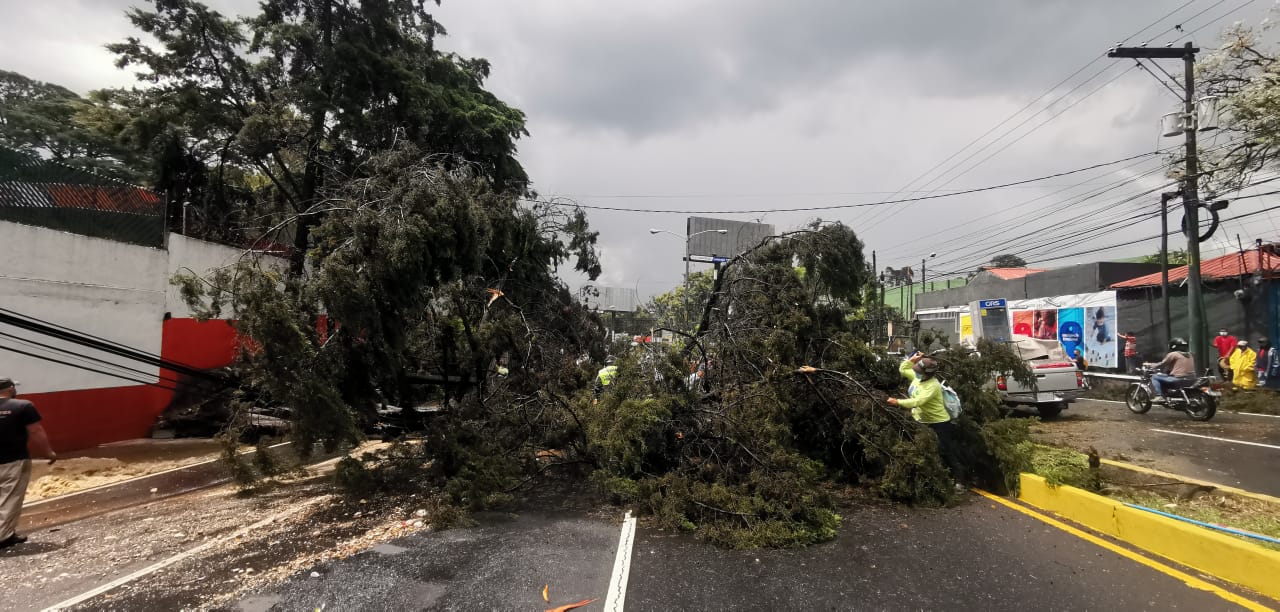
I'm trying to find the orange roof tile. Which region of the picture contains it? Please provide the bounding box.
[1111,247,1280,288]
[981,267,1047,280]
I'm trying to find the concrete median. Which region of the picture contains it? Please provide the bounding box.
[1018,472,1280,601]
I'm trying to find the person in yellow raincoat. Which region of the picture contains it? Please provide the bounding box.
[1229,340,1258,390]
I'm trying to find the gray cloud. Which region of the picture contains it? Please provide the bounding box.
[444,0,1212,138]
[2,0,1271,297]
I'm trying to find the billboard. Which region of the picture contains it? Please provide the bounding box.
[1007,291,1118,368]
[580,285,640,312]
[686,217,775,259]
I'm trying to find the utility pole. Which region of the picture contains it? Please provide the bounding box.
[1109,42,1207,371]
[1182,41,1208,372]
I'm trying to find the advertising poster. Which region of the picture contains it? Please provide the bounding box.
[1084,305,1118,368]
[959,314,974,346]
[1031,309,1058,340]
[1011,311,1033,337]
[1057,308,1084,361]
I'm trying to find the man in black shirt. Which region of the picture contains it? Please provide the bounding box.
[0,377,56,549]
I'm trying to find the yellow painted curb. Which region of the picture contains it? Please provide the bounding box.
[1019,473,1280,602]
[1100,458,1280,506]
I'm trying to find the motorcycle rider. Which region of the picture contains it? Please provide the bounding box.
[1146,338,1196,399]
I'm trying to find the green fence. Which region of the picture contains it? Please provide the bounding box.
[883,277,968,315]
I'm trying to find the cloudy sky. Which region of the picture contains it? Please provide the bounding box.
[4,0,1278,298]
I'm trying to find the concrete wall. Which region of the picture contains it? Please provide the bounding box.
[1118,280,1273,363]
[0,220,286,450]
[165,233,254,319]
[0,222,168,393]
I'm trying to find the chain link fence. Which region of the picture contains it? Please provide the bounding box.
[0,146,165,247]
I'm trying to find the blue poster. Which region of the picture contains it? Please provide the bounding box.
[1057,308,1084,362]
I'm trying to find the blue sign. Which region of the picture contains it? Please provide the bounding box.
[979,299,1007,308]
[711,256,730,263]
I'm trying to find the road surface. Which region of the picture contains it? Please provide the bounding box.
[1035,398,1280,496]
[219,495,1270,611]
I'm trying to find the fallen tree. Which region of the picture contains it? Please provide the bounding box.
[184,203,1033,547]
[574,224,1034,546]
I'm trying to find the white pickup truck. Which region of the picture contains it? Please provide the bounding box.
[996,337,1084,419]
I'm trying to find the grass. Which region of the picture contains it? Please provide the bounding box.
[1106,488,1280,552]
[1078,378,1130,402]
[1219,389,1280,415]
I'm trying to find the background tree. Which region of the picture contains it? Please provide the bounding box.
[101,0,529,269]
[0,69,144,182]
[988,253,1027,268]
[1197,19,1280,194]
[1140,249,1190,266]
[644,270,714,332]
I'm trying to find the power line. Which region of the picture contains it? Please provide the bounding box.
[1178,0,1263,39]
[854,1,1200,233]
[856,2,1214,235]
[0,330,188,388]
[0,308,226,382]
[879,148,1179,258]
[528,151,1163,215]
[859,64,1138,233]
[932,172,1280,274]
[891,136,1259,267]
[0,344,179,392]
[1134,59,1184,98]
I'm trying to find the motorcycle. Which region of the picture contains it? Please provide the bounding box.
[1125,365,1221,421]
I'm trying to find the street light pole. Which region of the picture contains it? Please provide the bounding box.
[649,228,727,330]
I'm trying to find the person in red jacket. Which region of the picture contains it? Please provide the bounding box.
[1213,328,1237,381]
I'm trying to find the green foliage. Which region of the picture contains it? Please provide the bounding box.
[1029,444,1099,491]
[1198,20,1280,194]
[978,419,1035,493]
[97,0,531,258]
[644,270,714,333]
[177,147,603,497]
[989,254,1027,268]
[1140,249,1190,266]
[569,225,1040,547]
[0,69,145,182]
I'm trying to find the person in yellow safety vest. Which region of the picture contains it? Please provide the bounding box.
[594,356,619,397]
[887,352,965,490]
[1229,340,1258,390]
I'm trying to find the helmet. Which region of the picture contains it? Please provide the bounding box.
[916,357,940,376]
[1170,337,1188,351]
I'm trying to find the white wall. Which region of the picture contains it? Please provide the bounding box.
[164,234,289,319]
[0,222,168,393]
[0,225,292,395]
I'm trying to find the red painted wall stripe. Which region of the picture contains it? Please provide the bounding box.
[25,318,241,452]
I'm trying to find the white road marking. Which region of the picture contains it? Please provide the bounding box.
[1151,429,1280,451]
[1238,412,1280,419]
[603,511,637,612]
[40,496,324,612]
[1080,399,1127,405]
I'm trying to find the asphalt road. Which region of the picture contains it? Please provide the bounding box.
[229,495,1271,611]
[1038,398,1280,496]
